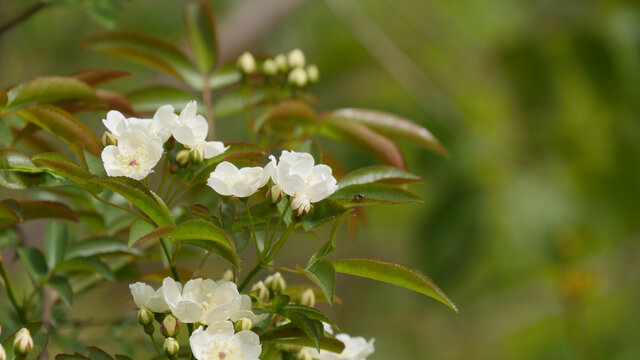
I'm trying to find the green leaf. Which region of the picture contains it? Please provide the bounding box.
[86,346,114,360]
[172,219,233,248]
[0,89,7,107]
[260,326,345,353]
[17,247,48,282]
[126,85,196,114]
[322,108,448,157]
[254,100,317,136]
[4,76,96,109]
[127,219,154,248]
[332,258,458,312]
[213,87,270,118]
[308,210,351,267]
[271,294,291,312]
[130,224,175,249]
[282,310,322,351]
[16,105,102,156]
[48,275,73,306]
[338,165,423,188]
[303,260,336,306]
[54,258,114,280]
[301,200,349,232]
[177,239,239,269]
[65,237,140,259]
[69,69,131,86]
[329,183,422,207]
[184,0,218,73]
[318,117,405,169]
[82,31,201,88]
[56,354,90,360]
[32,152,102,193]
[45,221,68,270]
[20,200,79,222]
[90,177,175,226]
[0,201,21,227]
[206,64,242,90]
[282,304,338,330]
[0,149,65,190]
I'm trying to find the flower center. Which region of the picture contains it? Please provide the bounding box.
[129,160,138,166]
[218,352,226,359]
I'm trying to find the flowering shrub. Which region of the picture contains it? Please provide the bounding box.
[0,1,455,359]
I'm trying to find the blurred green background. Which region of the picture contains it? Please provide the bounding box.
[2,0,640,358]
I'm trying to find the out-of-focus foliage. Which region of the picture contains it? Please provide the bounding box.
[1,0,640,359]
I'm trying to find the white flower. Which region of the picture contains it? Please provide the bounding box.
[207,162,270,198]
[288,48,306,68]
[237,52,257,74]
[190,321,261,360]
[101,129,163,180]
[306,64,319,83]
[162,277,267,325]
[172,101,229,159]
[288,67,308,87]
[267,151,338,215]
[102,105,177,143]
[310,334,375,360]
[130,281,178,313]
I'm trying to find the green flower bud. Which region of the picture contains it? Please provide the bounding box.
[234,318,253,332]
[137,306,154,326]
[163,337,180,358]
[262,59,278,76]
[169,162,180,174]
[13,328,33,356]
[306,64,319,83]
[266,184,283,203]
[237,52,257,74]
[265,272,286,294]
[251,281,270,301]
[101,131,118,147]
[189,146,205,164]
[299,288,316,308]
[161,315,180,337]
[176,149,191,167]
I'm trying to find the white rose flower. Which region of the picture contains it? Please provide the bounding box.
[101,129,163,180]
[162,277,267,325]
[129,281,178,313]
[172,101,229,159]
[288,48,306,68]
[207,162,271,198]
[309,333,375,360]
[102,105,177,143]
[190,321,261,360]
[269,151,338,215]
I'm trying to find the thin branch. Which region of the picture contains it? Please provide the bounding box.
[0,2,48,35]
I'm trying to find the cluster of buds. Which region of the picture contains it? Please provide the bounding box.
[236,49,319,88]
[137,307,180,358]
[101,131,118,147]
[13,328,33,357]
[251,272,287,301]
[176,145,205,167]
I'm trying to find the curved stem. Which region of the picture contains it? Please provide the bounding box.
[0,255,26,322]
[243,199,261,260]
[266,222,297,263]
[160,238,180,282]
[238,262,262,292]
[0,2,47,35]
[149,332,163,358]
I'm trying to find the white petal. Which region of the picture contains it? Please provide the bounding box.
[202,141,229,159]
[129,282,154,308]
[230,330,262,358]
[173,300,206,323]
[179,100,198,122]
[191,115,209,142]
[103,110,126,136]
[172,125,197,147]
[162,277,182,309]
[189,326,210,360]
[205,320,235,340]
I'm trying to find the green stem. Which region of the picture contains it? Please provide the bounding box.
[157,156,170,194]
[0,256,26,322]
[238,262,262,292]
[160,238,180,282]
[266,222,297,263]
[149,333,163,358]
[268,197,291,247]
[243,199,261,260]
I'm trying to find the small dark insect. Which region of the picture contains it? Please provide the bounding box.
[352,193,366,201]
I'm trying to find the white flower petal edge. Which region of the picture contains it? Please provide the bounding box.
[102,106,177,143]
[101,129,163,180]
[173,101,229,159]
[190,321,261,360]
[310,333,375,360]
[129,281,179,313]
[207,162,271,198]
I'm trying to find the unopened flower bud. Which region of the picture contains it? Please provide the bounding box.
[306,64,319,83]
[288,67,308,87]
[288,48,306,68]
[176,149,190,167]
[266,184,283,203]
[291,195,311,217]
[163,337,180,358]
[298,348,314,360]
[144,323,155,336]
[251,281,270,301]
[101,131,118,147]
[137,306,154,326]
[275,54,288,72]
[13,328,33,356]
[265,272,286,294]
[299,288,316,308]
[161,315,180,337]
[0,343,6,360]
[237,52,256,74]
[222,269,234,282]
[262,59,278,76]
[234,317,253,332]
[190,146,205,164]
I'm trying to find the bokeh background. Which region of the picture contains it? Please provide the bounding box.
[2,0,640,358]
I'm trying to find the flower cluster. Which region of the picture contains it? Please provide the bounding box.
[237,49,319,87]
[101,101,228,180]
[207,150,338,216]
